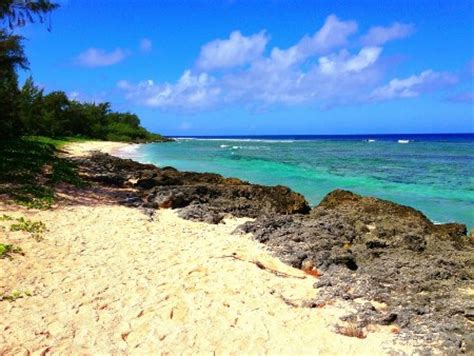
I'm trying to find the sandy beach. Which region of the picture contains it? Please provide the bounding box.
[0,141,411,354]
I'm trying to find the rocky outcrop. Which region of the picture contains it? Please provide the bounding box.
[236,190,473,352]
[73,152,310,218]
[72,153,473,353]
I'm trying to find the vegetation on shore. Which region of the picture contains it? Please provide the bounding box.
[0,137,84,209]
[1,0,170,143]
[0,243,23,259]
[0,1,170,209]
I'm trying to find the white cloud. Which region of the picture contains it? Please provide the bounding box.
[318,47,382,75]
[370,70,458,100]
[140,38,152,53]
[268,14,357,68]
[361,22,414,46]
[119,70,221,110]
[196,30,269,70]
[117,14,457,111]
[66,90,107,103]
[76,48,129,67]
[67,91,80,100]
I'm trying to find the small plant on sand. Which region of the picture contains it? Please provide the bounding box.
[10,217,47,241]
[0,243,24,259]
[0,214,13,221]
[11,185,55,209]
[335,323,366,339]
[0,290,32,302]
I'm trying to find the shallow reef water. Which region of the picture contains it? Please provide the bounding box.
[129,134,474,228]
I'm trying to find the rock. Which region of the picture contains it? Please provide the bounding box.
[177,204,224,224]
[73,153,310,220]
[70,153,474,353]
[236,190,474,352]
[136,177,157,189]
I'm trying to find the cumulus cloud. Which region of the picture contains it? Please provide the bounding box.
[140,38,153,53]
[318,47,382,75]
[361,22,415,46]
[196,30,269,70]
[119,71,221,110]
[370,70,458,100]
[268,14,357,68]
[117,14,457,111]
[76,48,129,67]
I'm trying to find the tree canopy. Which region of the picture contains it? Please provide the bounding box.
[0,0,167,142]
[0,0,58,29]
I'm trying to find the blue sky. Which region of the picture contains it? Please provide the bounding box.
[18,0,474,135]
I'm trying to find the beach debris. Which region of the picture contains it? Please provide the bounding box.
[215,254,307,279]
[335,323,366,339]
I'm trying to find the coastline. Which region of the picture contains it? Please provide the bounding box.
[61,140,138,157]
[111,137,474,229]
[0,141,412,354]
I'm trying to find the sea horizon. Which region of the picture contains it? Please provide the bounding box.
[170,132,474,141]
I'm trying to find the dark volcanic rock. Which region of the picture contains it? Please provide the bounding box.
[72,153,473,353]
[236,190,474,352]
[177,204,224,224]
[72,152,310,220]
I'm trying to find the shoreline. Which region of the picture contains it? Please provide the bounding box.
[62,140,138,157]
[1,140,472,354]
[0,141,413,354]
[72,140,471,229]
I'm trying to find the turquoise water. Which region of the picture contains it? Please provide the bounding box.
[126,135,474,228]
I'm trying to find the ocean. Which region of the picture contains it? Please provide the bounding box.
[121,133,474,229]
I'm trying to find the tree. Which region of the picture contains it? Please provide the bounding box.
[0,61,21,137]
[18,76,44,134]
[41,91,70,136]
[0,0,58,138]
[0,0,58,30]
[0,29,24,138]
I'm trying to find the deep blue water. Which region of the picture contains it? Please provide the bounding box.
[120,133,474,228]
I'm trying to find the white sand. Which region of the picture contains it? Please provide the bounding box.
[0,142,411,354]
[61,140,138,157]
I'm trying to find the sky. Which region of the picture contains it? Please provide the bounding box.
[16,0,474,135]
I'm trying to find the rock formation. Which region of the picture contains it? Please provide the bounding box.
[72,153,473,353]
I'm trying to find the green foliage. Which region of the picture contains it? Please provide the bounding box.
[10,79,171,142]
[0,138,84,209]
[0,289,32,302]
[1,1,58,139]
[0,243,23,259]
[10,185,54,209]
[0,34,22,139]
[18,77,43,134]
[0,1,168,142]
[25,135,89,149]
[1,0,59,30]
[0,29,28,69]
[10,216,46,241]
